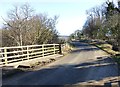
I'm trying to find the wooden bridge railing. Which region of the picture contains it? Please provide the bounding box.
[0,44,60,66]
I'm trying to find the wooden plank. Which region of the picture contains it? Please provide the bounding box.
[7,57,28,63]
[54,45,56,54]
[27,46,29,60]
[43,47,54,50]
[29,51,43,55]
[1,49,27,54]
[2,54,27,59]
[1,48,42,55]
[29,55,43,59]
[0,45,43,49]
[0,44,61,65]
[44,53,54,56]
[44,49,54,53]
[0,44,59,49]
[42,45,44,57]
[27,48,42,52]
[4,48,8,64]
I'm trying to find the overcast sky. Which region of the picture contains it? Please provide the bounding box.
[0,0,118,35]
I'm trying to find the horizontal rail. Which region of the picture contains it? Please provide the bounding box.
[0,48,44,55]
[0,44,60,65]
[0,44,59,49]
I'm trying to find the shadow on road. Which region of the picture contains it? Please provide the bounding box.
[71,47,99,54]
[70,41,100,54]
[42,57,118,85]
[3,57,118,86]
[70,41,90,47]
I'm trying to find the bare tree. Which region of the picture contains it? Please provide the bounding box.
[3,3,34,46]
[2,3,59,47]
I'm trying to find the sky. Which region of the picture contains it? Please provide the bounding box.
[0,0,118,36]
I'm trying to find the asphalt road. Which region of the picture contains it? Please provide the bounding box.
[2,42,119,85]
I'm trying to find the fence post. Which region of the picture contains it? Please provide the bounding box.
[27,46,29,60]
[21,47,24,61]
[54,44,56,55]
[42,45,44,57]
[4,48,8,65]
[104,82,111,87]
[59,44,62,54]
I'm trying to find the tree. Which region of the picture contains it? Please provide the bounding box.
[69,30,83,41]
[82,1,120,51]
[105,1,120,50]
[3,3,34,46]
[2,3,59,47]
[30,14,58,44]
[83,4,108,40]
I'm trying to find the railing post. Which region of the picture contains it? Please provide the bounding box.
[4,48,8,65]
[27,46,29,60]
[54,44,56,55]
[42,45,44,57]
[21,47,24,61]
[59,44,62,54]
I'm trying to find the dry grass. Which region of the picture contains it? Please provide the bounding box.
[90,41,120,66]
[62,43,74,55]
[95,43,119,55]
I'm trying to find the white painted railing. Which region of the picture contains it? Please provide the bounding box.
[0,44,60,65]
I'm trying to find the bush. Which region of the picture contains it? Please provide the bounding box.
[113,55,120,65]
[112,45,119,51]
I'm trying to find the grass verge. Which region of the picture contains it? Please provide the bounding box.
[89,41,120,66]
[112,55,120,65]
[90,42,118,55]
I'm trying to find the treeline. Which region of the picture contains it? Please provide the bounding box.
[1,4,59,47]
[82,1,120,51]
[69,30,83,41]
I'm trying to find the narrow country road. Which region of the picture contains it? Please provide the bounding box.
[3,42,119,85]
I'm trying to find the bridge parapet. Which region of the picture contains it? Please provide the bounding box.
[0,44,61,67]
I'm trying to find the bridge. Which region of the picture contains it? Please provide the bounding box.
[1,42,119,86]
[0,44,62,68]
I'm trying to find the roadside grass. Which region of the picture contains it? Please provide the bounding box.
[112,55,120,65]
[61,42,75,55]
[89,41,120,66]
[90,41,119,55]
[96,43,118,55]
[97,44,120,66]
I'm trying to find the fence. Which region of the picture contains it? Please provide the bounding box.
[0,44,60,66]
